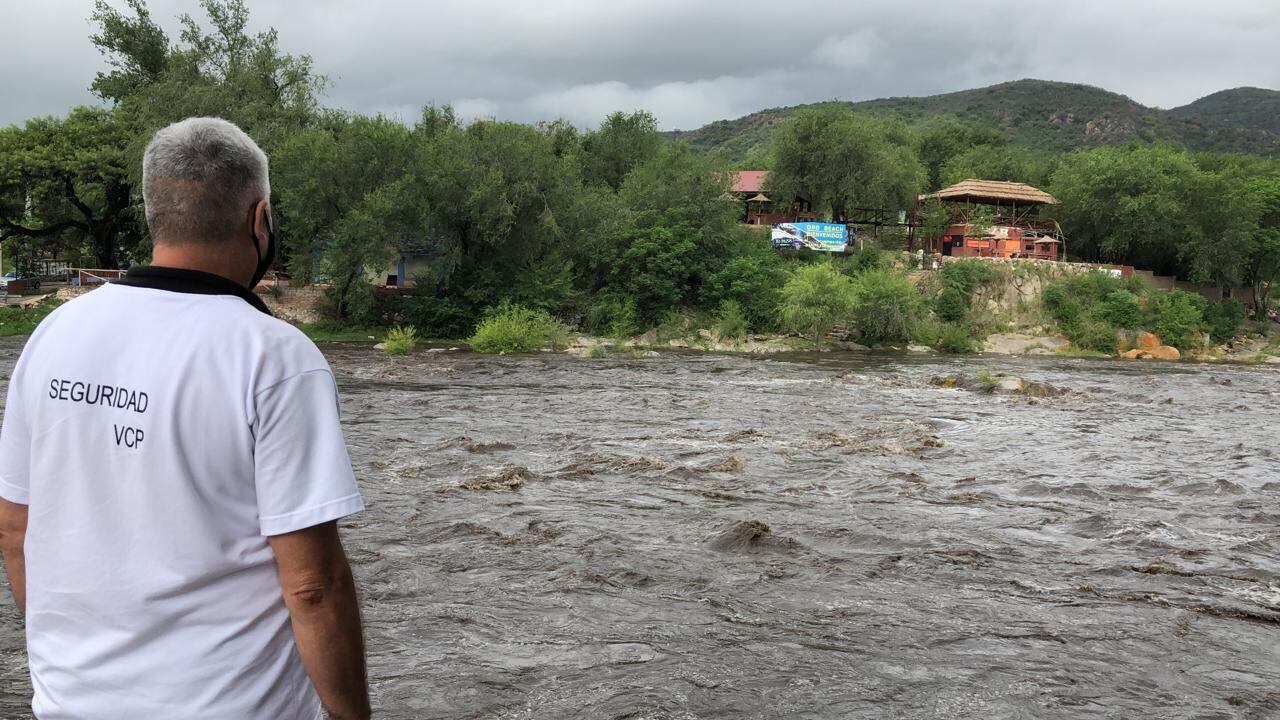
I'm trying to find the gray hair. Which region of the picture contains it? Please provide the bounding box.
[142,117,271,245]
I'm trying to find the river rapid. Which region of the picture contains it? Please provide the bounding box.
[1,341,1279,719]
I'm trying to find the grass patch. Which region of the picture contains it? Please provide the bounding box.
[0,299,63,337]
[296,323,384,342]
[975,369,1000,389]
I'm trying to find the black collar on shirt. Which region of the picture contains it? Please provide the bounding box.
[113,266,274,316]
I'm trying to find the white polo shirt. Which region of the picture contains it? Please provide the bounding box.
[0,268,364,719]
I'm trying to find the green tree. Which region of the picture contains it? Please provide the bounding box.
[610,220,699,322]
[580,111,662,190]
[93,0,324,149]
[272,113,418,317]
[941,145,1054,187]
[0,107,137,268]
[701,249,785,331]
[917,119,1006,190]
[767,106,926,222]
[776,263,856,343]
[1051,143,1252,281]
[1242,176,1280,314]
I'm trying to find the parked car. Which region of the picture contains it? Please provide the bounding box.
[2,271,40,290]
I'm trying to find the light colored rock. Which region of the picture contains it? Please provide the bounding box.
[697,329,714,340]
[908,345,934,353]
[983,332,1068,355]
[637,329,658,346]
[1138,332,1162,351]
[1148,345,1181,361]
[373,342,386,351]
[668,339,689,349]
[997,378,1024,393]
[1120,349,1144,360]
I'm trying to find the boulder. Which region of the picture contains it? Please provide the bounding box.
[997,378,1024,393]
[1138,332,1162,351]
[668,339,689,349]
[1148,345,1181,361]
[373,342,386,351]
[1120,349,1144,360]
[637,329,658,346]
[908,345,934,353]
[697,329,714,340]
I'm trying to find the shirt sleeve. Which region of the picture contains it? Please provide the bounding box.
[252,368,363,536]
[0,364,30,505]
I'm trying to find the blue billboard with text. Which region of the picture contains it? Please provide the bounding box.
[770,223,849,252]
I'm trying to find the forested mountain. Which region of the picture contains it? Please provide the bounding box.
[1169,87,1280,135]
[670,80,1280,162]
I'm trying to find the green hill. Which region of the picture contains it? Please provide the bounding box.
[1169,87,1280,135]
[670,79,1280,161]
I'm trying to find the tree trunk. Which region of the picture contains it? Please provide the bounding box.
[90,222,119,270]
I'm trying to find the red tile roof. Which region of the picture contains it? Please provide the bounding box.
[732,170,768,194]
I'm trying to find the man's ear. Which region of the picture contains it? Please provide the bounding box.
[252,199,272,244]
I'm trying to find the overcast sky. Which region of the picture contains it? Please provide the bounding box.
[3,0,1279,131]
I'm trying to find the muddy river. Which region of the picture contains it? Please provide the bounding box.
[2,341,1279,719]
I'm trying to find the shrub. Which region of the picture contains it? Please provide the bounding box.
[1070,318,1121,354]
[1101,290,1143,329]
[1148,290,1206,351]
[1041,283,1083,329]
[383,325,418,356]
[586,297,640,339]
[701,254,784,331]
[934,286,971,323]
[469,303,571,353]
[934,322,976,353]
[848,246,887,275]
[852,269,924,344]
[1202,298,1245,344]
[939,259,994,296]
[776,263,857,343]
[1059,271,1131,304]
[716,299,748,340]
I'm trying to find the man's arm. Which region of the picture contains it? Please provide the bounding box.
[0,498,27,613]
[268,521,370,720]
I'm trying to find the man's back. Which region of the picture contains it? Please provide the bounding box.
[1,281,362,719]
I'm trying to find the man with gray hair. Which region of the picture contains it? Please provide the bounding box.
[0,117,371,719]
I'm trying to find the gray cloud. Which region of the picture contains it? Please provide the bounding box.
[3,0,1279,130]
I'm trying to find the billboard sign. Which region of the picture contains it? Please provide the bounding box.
[771,222,849,253]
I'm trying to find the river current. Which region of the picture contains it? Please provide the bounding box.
[1,341,1279,719]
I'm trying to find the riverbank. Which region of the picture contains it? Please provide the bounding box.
[14,292,1280,366]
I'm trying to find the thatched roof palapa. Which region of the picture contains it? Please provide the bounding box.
[923,179,1058,206]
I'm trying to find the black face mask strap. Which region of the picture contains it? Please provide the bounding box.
[248,210,276,289]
